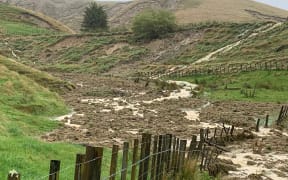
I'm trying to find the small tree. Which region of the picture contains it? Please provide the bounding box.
[82,2,108,31]
[132,9,176,40]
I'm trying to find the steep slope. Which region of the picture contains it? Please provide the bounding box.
[0,2,74,34]
[0,55,84,179]
[1,0,288,31]
[175,0,288,24]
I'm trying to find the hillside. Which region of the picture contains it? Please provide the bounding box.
[0,55,84,178]
[2,0,288,31]
[0,2,74,34]
[1,1,288,179]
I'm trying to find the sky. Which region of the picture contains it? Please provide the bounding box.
[253,0,288,10]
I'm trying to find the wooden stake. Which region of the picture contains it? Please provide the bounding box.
[49,160,61,180]
[109,145,119,180]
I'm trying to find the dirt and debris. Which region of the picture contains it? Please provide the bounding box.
[39,72,288,179]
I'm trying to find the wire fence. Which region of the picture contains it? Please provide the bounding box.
[136,58,288,79]
[8,123,239,180]
[10,110,283,180]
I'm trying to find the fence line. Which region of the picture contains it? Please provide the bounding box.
[136,58,288,78]
[9,109,284,180]
[8,123,239,180]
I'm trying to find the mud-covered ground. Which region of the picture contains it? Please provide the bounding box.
[41,73,288,179]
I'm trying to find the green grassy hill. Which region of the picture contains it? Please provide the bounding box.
[0,2,74,35]
[0,55,84,178]
[0,4,82,176]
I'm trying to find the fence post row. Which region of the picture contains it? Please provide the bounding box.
[18,123,256,179]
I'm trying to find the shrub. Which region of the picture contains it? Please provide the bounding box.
[132,9,176,40]
[82,2,108,32]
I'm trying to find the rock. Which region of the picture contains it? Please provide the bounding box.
[247,160,257,166]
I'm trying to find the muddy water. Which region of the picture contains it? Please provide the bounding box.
[54,80,201,128]
[219,127,288,179]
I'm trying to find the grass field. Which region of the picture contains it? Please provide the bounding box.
[0,20,54,36]
[0,55,84,179]
[0,3,73,35]
[175,70,288,103]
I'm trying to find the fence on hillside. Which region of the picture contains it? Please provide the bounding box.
[137,58,288,78]
[8,124,237,180]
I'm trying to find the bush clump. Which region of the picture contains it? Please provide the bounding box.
[132,9,176,40]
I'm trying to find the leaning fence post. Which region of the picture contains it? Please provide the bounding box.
[121,142,129,180]
[256,119,261,132]
[84,146,103,180]
[110,145,119,180]
[131,139,139,180]
[74,154,86,180]
[8,170,20,180]
[188,135,197,159]
[200,144,207,171]
[49,160,61,180]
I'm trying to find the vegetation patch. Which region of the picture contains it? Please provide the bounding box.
[175,70,288,103]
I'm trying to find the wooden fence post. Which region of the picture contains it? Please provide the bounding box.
[74,154,86,180]
[178,140,187,170]
[188,135,197,159]
[156,135,163,180]
[121,142,129,180]
[174,138,180,173]
[109,145,119,180]
[277,106,284,125]
[256,119,261,132]
[166,134,173,171]
[138,134,146,180]
[150,136,158,180]
[143,134,152,180]
[265,115,269,128]
[84,146,103,180]
[171,136,176,172]
[131,139,139,180]
[138,133,151,180]
[200,145,207,171]
[8,170,20,180]
[49,160,61,180]
[197,129,204,158]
